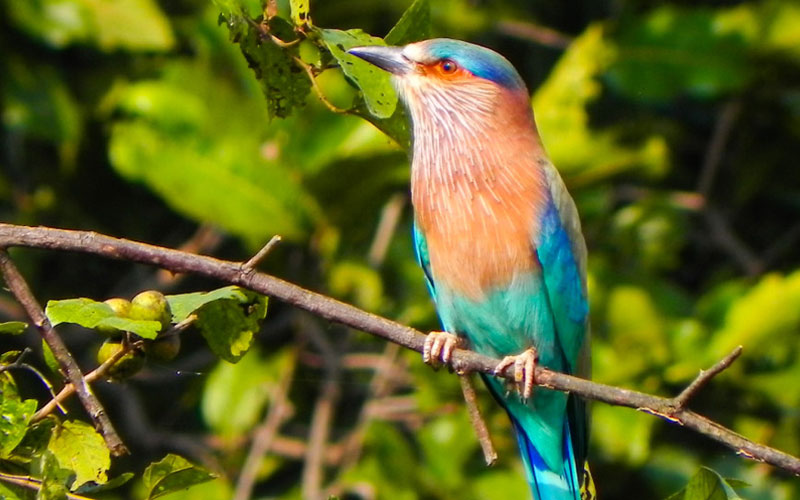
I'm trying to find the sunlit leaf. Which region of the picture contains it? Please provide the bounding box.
[202,348,291,436]
[48,420,110,488]
[289,0,310,26]
[0,395,37,458]
[142,454,216,499]
[0,322,27,335]
[45,298,161,340]
[7,0,174,50]
[167,286,250,324]
[193,290,267,363]
[317,28,397,119]
[385,0,430,45]
[666,467,742,500]
[533,25,669,180]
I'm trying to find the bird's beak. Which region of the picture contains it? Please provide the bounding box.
[347,45,413,75]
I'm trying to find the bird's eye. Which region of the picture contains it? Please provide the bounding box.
[439,60,458,74]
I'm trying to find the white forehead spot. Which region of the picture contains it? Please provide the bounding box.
[402,43,428,63]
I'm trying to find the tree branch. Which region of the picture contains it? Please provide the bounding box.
[0,249,128,456]
[0,223,798,475]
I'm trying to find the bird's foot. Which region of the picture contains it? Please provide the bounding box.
[423,331,461,369]
[494,347,538,402]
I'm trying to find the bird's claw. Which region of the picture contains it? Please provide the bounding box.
[423,331,461,368]
[494,347,538,401]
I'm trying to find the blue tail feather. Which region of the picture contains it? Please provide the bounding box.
[511,417,581,500]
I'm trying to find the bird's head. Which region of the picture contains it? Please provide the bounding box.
[348,39,531,129]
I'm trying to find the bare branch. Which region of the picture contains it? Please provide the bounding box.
[0,472,96,500]
[459,374,497,466]
[672,346,743,411]
[0,224,798,475]
[244,235,282,270]
[0,249,127,456]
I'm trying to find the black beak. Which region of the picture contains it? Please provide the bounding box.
[347,45,413,75]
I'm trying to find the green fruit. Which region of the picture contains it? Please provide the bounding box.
[130,290,172,331]
[104,298,132,317]
[144,334,181,361]
[97,340,145,380]
[96,298,133,335]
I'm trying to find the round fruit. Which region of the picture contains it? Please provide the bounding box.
[96,298,133,335]
[96,340,145,380]
[104,298,132,317]
[144,334,181,361]
[130,290,172,331]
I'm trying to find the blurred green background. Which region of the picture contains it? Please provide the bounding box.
[2,0,800,498]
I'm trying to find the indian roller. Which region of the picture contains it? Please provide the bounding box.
[349,39,592,500]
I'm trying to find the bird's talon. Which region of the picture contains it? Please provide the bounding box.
[423,331,461,368]
[494,348,538,401]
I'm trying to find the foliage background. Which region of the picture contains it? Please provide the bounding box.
[2,0,800,498]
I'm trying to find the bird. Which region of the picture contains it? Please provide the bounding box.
[348,39,592,500]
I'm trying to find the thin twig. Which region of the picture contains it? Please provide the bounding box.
[367,194,406,267]
[243,235,282,270]
[0,249,127,456]
[300,315,342,500]
[293,57,349,114]
[696,100,742,197]
[496,20,574,49]
[459,374,497,465]
[0,224,798,474]
[0,471,96,500]
[233,349,297,500]
[672,346,743,411]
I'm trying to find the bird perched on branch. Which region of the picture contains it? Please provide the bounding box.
[349,39,592,500]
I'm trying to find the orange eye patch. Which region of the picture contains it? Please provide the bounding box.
[421,59,470,80]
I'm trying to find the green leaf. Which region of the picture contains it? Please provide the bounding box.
[194,290,268,363]
[385,0,431,45]
[666,467,742,500]
[201,348,291,436]
[48,420,110,489]
[317,28,398,119]
[608,6,750,101]
[167,286,248,323]
[0,321,27,335]
[0,395,37,458]
[74,472,134,494]
[106,67,317,245]
[237,17,311,119]
[532,24,669,179]
[142,454,216,499]
[6,0,174,51]
[45,298,162,340]
[290,0,310,26]
[34,450,73,500]
[0,482,25,500]
[42,340,61,375]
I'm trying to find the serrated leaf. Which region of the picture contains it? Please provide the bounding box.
[667,467,742,500]
[48,420,110,489]
[385,0,430,45]
[0,395,37,458]
[167,286,248,323]
[0,321,28,335]
[35,450,73,500]
[290,0,310,26]
[317,28,398,119]
[45,298,161,339]
[143,454,216,499]
[195,290,267,363]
